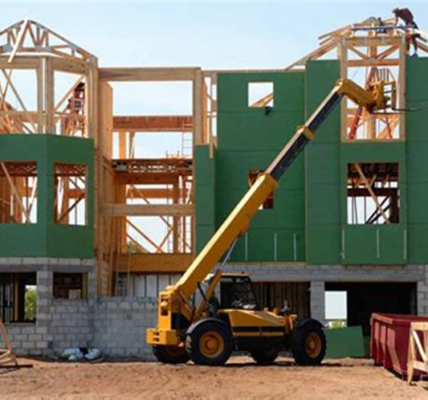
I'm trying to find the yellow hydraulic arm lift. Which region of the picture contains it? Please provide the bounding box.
[147,78,396,366]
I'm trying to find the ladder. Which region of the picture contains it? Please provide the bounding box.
[114,229,132,297]
[181,131,193,159]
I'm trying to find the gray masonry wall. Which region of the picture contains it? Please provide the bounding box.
[94,297,157,359]
[223,263,428,321]
[3,258,428,358]
[3,260,97,357]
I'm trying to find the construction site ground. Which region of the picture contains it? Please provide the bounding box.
[1,356,427,399]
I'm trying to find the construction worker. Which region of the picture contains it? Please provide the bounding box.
[392,7,420,56]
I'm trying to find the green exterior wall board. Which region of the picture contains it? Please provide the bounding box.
[194,58,428,265]
[215,150,304,190]
[305,60,341,264]
[215,188,304,230]
[195,185,216,226]
[218,111,304,151]
[325,326,365,358]
[305,61,341,144]
[407,183,428,223]
[340,141,406,163]
[339,141,407,265]
[306,143,340,184]
[306,184,340,225]
[195,145,217,254]
[405,58,428,103]
[306,225,341,264]
[406,57,428,264]
[406,104,428,142]
[0,134,94,258]
[408,224,428,263]
[195,225,216,254]
[343,225,406,265]
[195,145,215,186]
[407,143,428,181]
[214,72,305,262]
[217,72,304,113]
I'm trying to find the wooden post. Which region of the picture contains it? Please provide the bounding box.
[44,57,55,134]
[0,321,18,367]
[407,322,428,384]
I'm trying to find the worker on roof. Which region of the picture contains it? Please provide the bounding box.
[393,7,420,56]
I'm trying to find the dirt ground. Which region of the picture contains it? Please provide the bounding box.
[0,356,427,400]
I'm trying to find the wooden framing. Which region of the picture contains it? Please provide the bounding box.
[0,161,38,224]
[407,322,428,383]
[97,67,200,295]
[0,16,424,296]
[347,163,399,225]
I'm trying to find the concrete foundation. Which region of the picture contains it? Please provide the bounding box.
[2,259,428,358]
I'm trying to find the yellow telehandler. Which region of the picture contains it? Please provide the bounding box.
[147,77,396,366]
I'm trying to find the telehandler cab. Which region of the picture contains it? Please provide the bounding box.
[147,77,396,366]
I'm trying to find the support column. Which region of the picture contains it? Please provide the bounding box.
[310,281,325,324]
[417,267,428,316]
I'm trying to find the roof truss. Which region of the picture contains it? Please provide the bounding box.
[0,19,93,62]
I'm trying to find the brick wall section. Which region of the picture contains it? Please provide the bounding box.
[93,297,157,359]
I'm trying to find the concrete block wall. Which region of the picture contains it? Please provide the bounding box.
[93,297,157,359]
[4,259,428,359]
[2,258,96,356]
[223,263,428,320]
[50,300,94,350]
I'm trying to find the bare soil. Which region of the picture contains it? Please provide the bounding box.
[0,357,427,399]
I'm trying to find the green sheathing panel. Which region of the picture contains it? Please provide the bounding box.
[406,57,428,263]
[46,136,94,258]
[325,326,365,358]
[305,60,341,264]
[0,135,94,258]
[195,145,216,253]
[216,72,305,262]
[340,142,407,265]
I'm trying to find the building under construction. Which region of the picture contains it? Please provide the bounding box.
[1,15,428,357]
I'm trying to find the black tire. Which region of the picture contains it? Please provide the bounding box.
[153,345,190,364]
[250,348,280,365]
[186,320,233,366]
[291,319,326,366]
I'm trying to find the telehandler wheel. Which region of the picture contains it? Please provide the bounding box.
[250,348,280,365]
[291,319,326,366]
[186,320,233,366]
[152,345,190,364]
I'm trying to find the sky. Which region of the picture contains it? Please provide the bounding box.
[4,1,428,316]
[2,1,428,70]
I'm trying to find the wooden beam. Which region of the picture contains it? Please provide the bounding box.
[354,163,390,224]
[193,68,203,145]
[8,19,29,63]
[99,67,198,82]
[348,59,399,67]
[103,204,194,217]
[0,56,39,69]
[113,115,193,132]
[127,187,189,199]
[116,253,193,273]
[116,173,182,185]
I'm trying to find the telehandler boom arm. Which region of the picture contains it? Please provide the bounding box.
[175,78,394,299]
